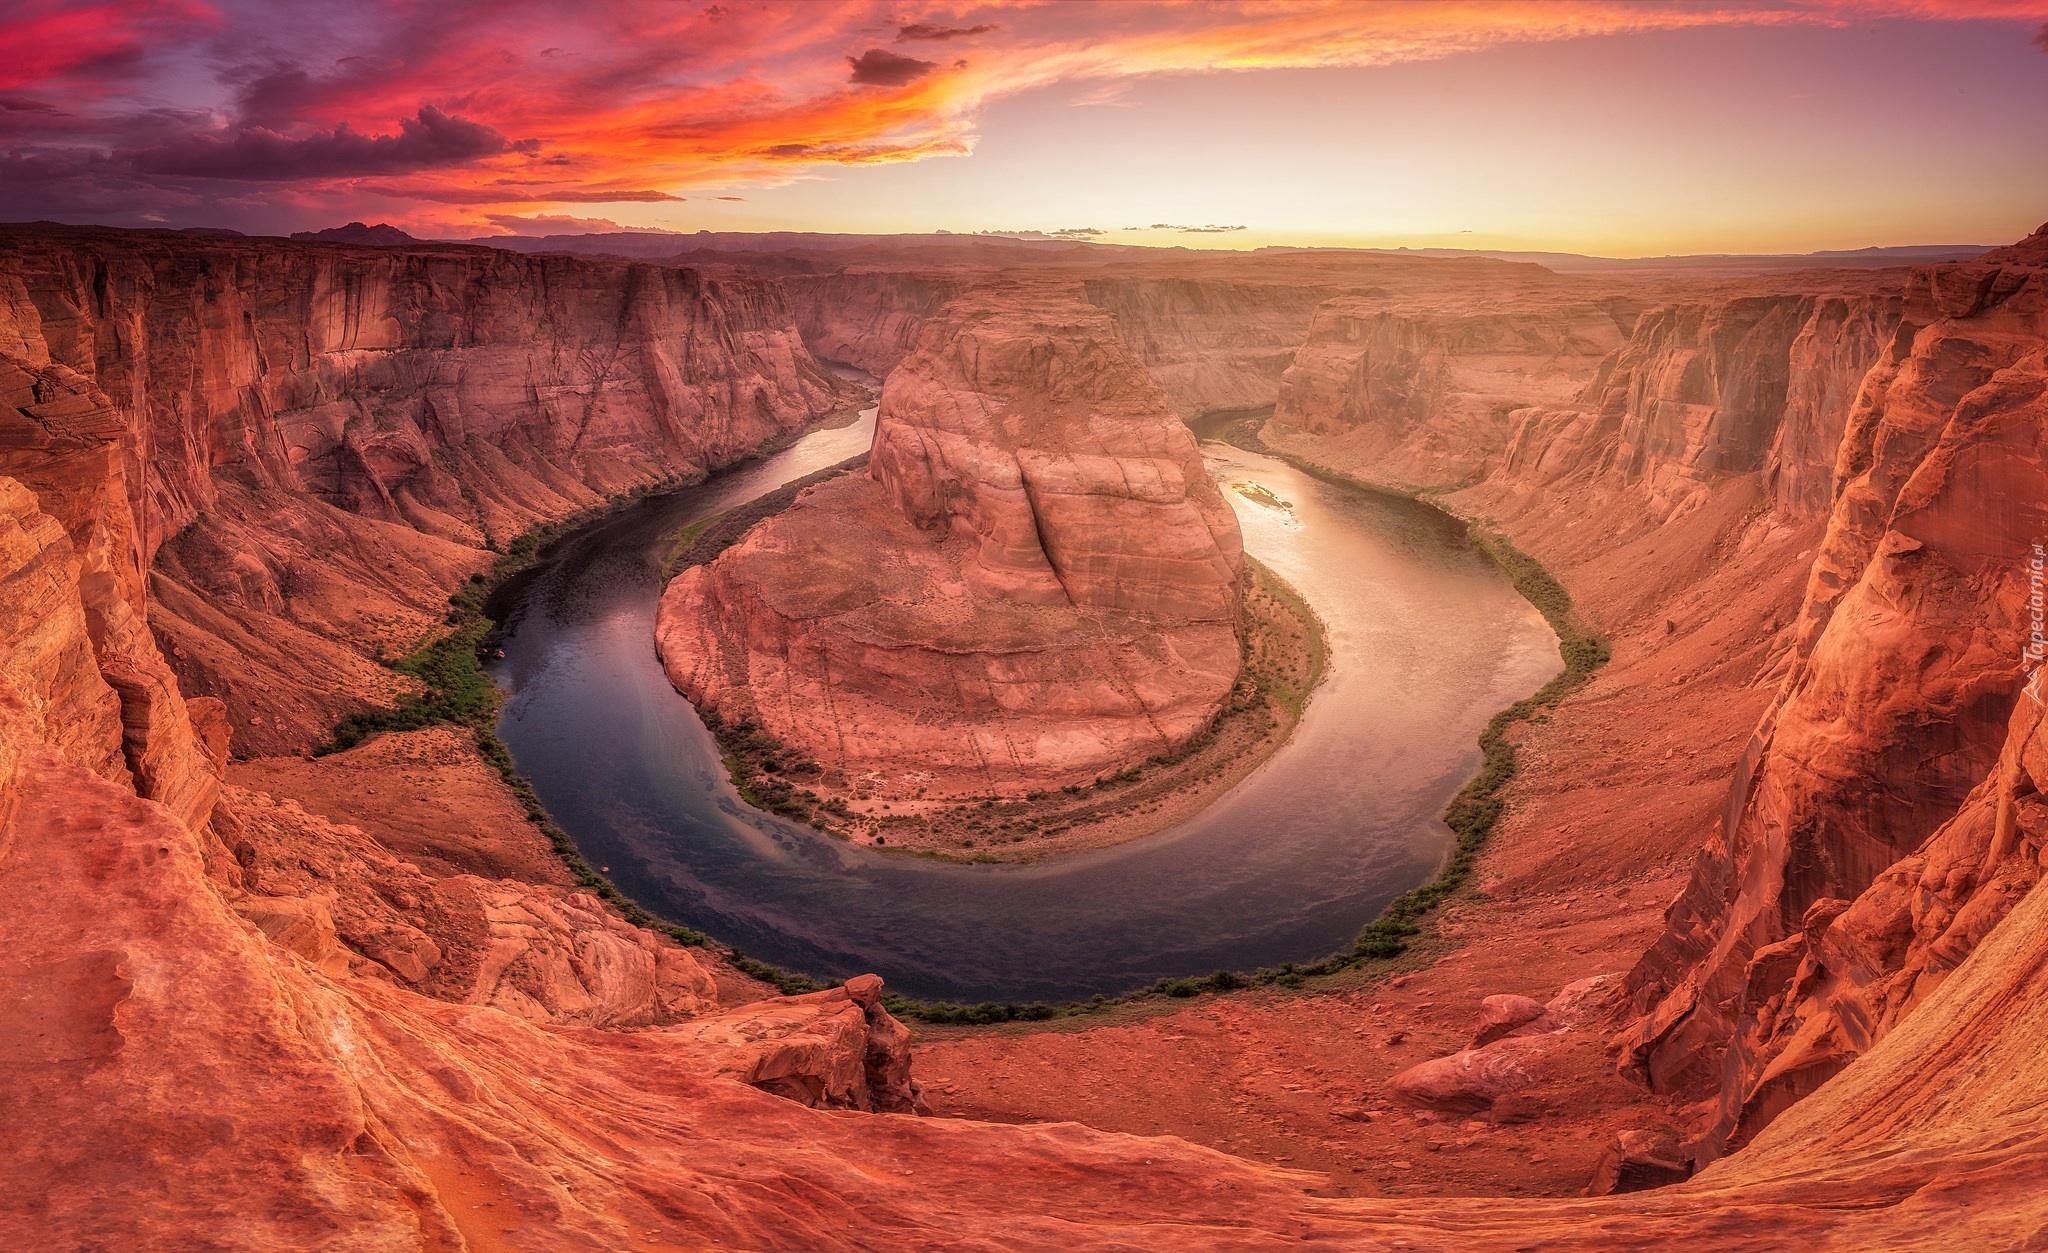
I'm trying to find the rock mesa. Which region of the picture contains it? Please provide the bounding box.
[657,291,1245,796]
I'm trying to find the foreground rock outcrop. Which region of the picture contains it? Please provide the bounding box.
[658,290,1245,797]
[9,583,2048,1245]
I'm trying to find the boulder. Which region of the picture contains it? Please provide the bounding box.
[1471,993,1549,1047]
[1587,1128,1694,1195]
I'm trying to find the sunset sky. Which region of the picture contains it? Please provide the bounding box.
[4,0,2046,254]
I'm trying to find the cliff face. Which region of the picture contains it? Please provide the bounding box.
[1260,235,2041,1176]
[781,270,973,376]
[784,255,1613,431]
[1078,275,1339,418]
[1497,293,1901,521]
[0,361,223,830]
[1270,295,1639,484]
[784,269,1332,418]
[657,289,1245,796]
[0,226,849,752]
[1615,238,2048,1157]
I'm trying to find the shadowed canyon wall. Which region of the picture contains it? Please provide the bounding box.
[0,225,851,752]
[1252,231,2046,1167]
[1613,231,2048,1158]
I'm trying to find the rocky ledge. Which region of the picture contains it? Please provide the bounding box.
[656,289,1246,799]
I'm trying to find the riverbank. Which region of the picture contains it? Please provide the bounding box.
[273,413,885,987]
[657,464,1329,864]
[908,418,1812,1196]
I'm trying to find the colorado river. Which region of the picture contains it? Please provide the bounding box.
[487,408,1560,1003]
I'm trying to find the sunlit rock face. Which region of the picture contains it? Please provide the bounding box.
[657,289,1246,797]
[1495,293,1902,522]
[0,225,850,752]
[1614,227,2048,1159]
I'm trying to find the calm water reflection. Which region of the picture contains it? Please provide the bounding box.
[488,411,1558,1003]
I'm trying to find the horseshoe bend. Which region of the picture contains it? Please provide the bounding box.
[5,9,2048,1250]
[652,291,1320,857]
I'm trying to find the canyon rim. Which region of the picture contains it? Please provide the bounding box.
[4,2,2048,1250]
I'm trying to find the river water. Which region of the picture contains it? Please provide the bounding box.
[487,409,1559,1003]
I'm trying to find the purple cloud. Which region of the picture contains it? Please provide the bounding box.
[131,106,533,181]
[847,49,936,87]
[897,23,995,43]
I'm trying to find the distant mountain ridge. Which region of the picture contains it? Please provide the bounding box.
[1265,242,2000,272]
[289,221,420,245]
[269,221,2000,273]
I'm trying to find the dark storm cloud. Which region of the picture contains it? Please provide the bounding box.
[897,23,996,42]
[130,106,534,181]
[847,48,937,87]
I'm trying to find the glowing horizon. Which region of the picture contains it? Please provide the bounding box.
[3,0,2045,253]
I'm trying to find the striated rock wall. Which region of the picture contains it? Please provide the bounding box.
[1615,234,2048,1157]
[1497,293,1901,522]
[782,269,973,376]
[1271,294,1639,484]
[0,357,222,828]
[1078,275,1338,418]
[658,289,1246,796]
[784,268,1332,418]
[0,475,129,786]
[867,291,1244,618]
[0,225,851,752]
[784,256,1607,431]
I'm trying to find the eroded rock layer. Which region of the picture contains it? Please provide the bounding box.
[658,290,1245,796]
[0,225,851,752]
[8,221,2048,1248]
[1614,230,2048,1157]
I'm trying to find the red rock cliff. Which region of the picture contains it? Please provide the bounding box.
[0,225,850,752]
[657,288,1245,797]
[1498,292,1902,521]
[1270,292,1640,484]
[1615,231,2048,1157]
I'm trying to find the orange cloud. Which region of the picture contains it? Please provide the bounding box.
[3,0,2045,231]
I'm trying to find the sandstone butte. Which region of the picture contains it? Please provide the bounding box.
[0,222,2044,1249]
[656,289,1247,797]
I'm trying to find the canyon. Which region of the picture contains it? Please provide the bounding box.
[656,289,1248,805]
[2,220,2045,1248]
